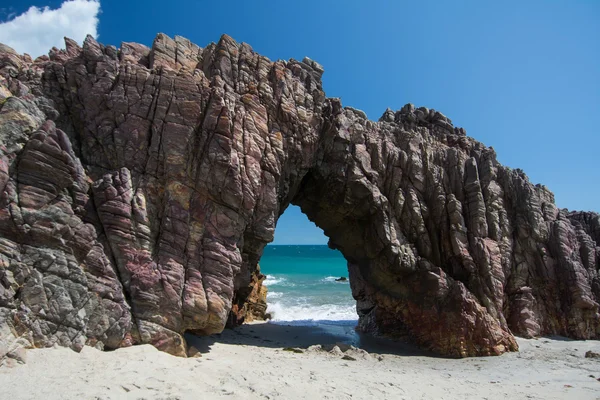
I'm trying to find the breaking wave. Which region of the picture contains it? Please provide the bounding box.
[266,301,358,322]
[263,275,295,287]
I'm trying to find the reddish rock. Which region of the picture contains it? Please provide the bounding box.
[0,34,598,359]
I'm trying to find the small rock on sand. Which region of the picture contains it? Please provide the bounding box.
[187,346,202,358]
[283,347,304,354]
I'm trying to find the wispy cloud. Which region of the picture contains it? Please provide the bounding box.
[0,7,18,22]
[0,0,101,57]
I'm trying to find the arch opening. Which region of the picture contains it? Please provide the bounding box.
[261,205,357,327]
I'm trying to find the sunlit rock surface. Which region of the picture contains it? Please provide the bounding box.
[0,34,598,360]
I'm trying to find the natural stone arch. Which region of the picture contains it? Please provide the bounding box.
[285,100,518,357]
[0,33,598,362]
[240,99,520,358]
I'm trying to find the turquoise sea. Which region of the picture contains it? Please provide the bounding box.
[260,245,358,325]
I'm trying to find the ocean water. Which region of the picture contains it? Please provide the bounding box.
[260,245,358,326]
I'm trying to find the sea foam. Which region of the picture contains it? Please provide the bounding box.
[263,275,285,285]
[263,275,296,287]
[266,301,358,323]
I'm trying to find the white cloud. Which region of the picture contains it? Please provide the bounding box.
[0,1,100,57]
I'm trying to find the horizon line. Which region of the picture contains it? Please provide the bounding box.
[268,243,329,246]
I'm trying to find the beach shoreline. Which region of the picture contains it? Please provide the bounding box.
[1,321,599,399]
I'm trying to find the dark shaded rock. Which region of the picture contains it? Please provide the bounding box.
[585,350,600,358]
[283,347,304,354]
[335,277,347,282]
[0,33,598,359]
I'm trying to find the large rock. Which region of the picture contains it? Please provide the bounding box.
[0,33,598,360]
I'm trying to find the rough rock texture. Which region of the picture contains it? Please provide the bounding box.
[228,267,268,326]
[0,33,598,361]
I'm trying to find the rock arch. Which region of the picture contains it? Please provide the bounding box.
[0,34,598,361]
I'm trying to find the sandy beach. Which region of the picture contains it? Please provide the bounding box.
[1,321,599,400]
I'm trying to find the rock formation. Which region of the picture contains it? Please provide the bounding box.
[228,269,269,326]
[0,33,598,361]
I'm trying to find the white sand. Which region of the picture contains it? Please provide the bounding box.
[1,322,599,400]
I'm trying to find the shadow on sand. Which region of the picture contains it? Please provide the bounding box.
[186,320,443,358]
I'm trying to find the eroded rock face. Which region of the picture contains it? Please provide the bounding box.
[0,34,598,360]
[228,267,269,326]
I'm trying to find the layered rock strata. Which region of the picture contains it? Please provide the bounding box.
[0,34,598,361]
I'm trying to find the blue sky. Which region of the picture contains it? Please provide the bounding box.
[0,1,598,245]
